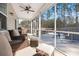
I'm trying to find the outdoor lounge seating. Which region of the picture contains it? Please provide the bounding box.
[0,30,55,56]
[0,30,36,56]
[0,33,13,56]
[8,30,25,45]
[0,30,37,56]
[0,30,24,54]
[0,30,12,42]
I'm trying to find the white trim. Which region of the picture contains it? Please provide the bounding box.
[16,19,19,29]
[34,19,37,36]
[38,14,41,40]
[0,11,7,17]
[31,21,33,34]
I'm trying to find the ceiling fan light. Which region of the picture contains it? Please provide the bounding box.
[9,12,14,15]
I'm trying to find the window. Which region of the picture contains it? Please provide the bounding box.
[56,3,79,56]
[0,3,7,15]
[0,3,7,30]
[0,13,7,30]
[41,5,55,46]
[40,3,79,56]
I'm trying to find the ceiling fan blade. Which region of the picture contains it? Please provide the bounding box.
[21,10,25,11]
[19,6,25,9]
[21,10,29,13]
[28,10,35,12]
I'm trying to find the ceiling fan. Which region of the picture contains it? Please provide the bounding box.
[19,4,35,13]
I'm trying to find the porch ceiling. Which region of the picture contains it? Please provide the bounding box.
[11,3,53,20]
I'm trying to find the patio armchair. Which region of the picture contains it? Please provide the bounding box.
[8,30,25,45]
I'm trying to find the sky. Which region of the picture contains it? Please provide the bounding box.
[42,3,79,20]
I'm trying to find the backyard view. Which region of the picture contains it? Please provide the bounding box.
[19,3,79,56]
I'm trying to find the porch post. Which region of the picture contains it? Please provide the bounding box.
[31,20,33,34]
[16,19,19,29]
[39,15,41,40]
[54,4,57,48]
[35,19,37,36]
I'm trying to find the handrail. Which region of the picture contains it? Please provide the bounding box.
[0,11,7,17]
[32,29,79,35]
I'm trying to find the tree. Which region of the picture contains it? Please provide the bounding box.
[67,4,73,24]
[56,18,64,28]
[20,20,30,28]
[56,3,67,27]
[63,3,68,26]
[76,3,79,23]
[41,19,54,28]
[47,10,51,20]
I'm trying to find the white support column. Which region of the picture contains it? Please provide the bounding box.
[35,19,37,36]
[16,19,19,29]
[31,20,33,34]
[0,21,1,29]
[68,33,69,36]
[39,15,41,40]
[54,4,57,48]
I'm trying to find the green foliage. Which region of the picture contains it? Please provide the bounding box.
[41,19,54,28]
[20,20,30,28]
[56,18,65,28]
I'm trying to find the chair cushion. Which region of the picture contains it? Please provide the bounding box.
[18,27,22,35]
[37,43,54,56]
[8,30,14,39]
[13,30,20,36]
[29,36,38,47]
[21,27,27,34]
[0,34,13,56]
[8,30,20,40]
[0,30,12,41]
[30,39,38,47]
